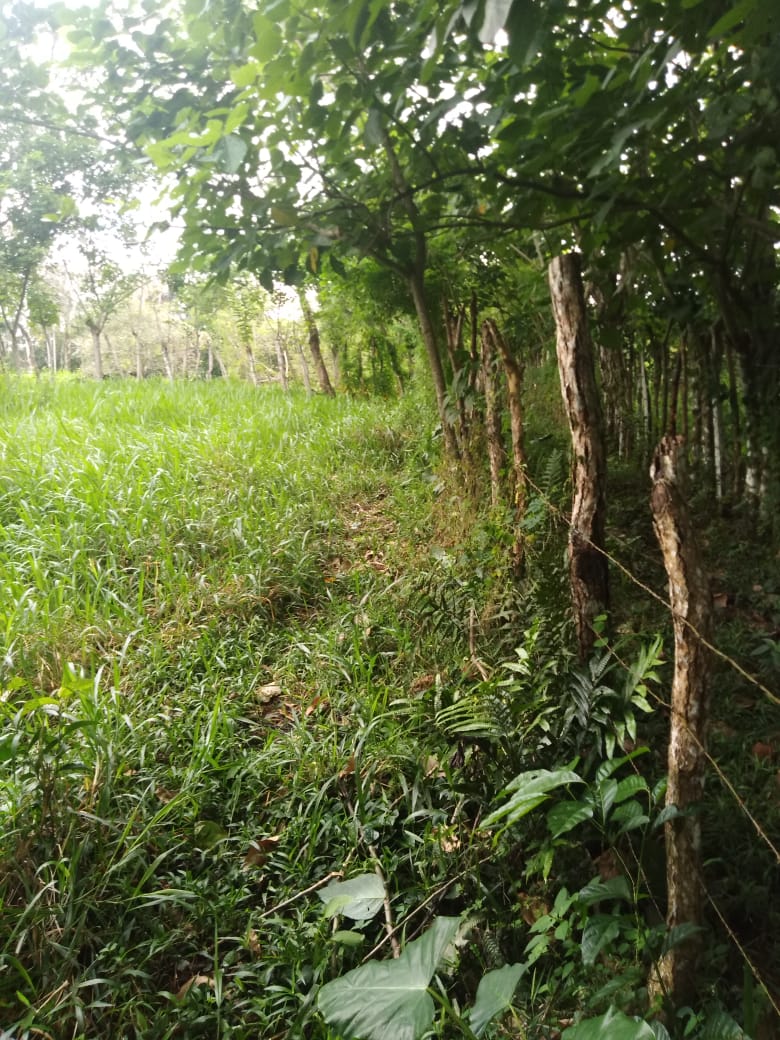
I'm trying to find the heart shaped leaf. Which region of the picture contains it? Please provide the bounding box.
[317,916,460,1040]
[469,962,526,1036]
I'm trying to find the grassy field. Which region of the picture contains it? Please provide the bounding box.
[1,376,777,1040]
[0,376,463,1038]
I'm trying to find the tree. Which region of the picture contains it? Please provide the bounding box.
[549,253,609,660]
[69,244,141,378]
[649,435,713,1007]
[225,275,266,386]
[66,0,506,454]
[297,289,334,396]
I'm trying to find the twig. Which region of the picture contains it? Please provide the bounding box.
[368,844,401,958]
[256,871,343,921]
[362,855,492,963]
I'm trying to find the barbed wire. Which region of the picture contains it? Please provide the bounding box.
[515,462,780,1011]
[700,868,780,1019]
[523,470,780,708]
[587,628,780,1015]
[522,465,780,860]
[601,636,779,865]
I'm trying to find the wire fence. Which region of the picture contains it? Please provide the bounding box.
[519,468,780,1016]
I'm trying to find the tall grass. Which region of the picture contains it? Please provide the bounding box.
[0,378,399,684]
[0,375,452,1038]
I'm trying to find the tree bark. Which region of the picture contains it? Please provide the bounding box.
[444,299,469,435]
[275,320,289,392]
[299,291,335,395]
[724,331,742,496]
[296,330,312,395]
[104,332,121,376]
[548,253,609,659]
[330,342,341,388]
[132,330,144,379]
[638,342,652,454]
[245,330,259,386]
[486,318,528,575]
[408,269,460,459]
[89,325,103,380]
[648,434,712,1009]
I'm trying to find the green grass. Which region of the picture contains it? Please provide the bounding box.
[0,375,460,1038]
[1,375,776,1040]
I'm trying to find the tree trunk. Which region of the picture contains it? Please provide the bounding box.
[548,253,609,660]
[480,319,508,509]
[3,266,32,372]
[105,332,121,376]
[299,292,335,395]
[386,338,405,395]
[296,332,312,395]
[90,325,103,380]
[444,300,469,435]
[161,338,174,382]
[330,342,341,388]
[45,328,57,373]
[408,269,460,459]
[20,326,37,376]
[246,330,259,386]
[660,328,669,435]
[724,331,742,497]
[374,114,458,457]
[275,320,289,392]
[486,318,528,575]
[132,330,144,379]
[708,324,724,502]
[648,434,712,1010]
[638,343,652,455]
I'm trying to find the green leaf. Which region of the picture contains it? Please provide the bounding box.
[698,1010,747,1039]
[707,0,757,40]
[562,1007,655,1040]
[251,13,282,61]
[270,206,298,226]
[598,778,619,819]
[317,916,461,1040]
[573,73,602,108]
[479,0,513,42]
[660,922,703,956]
[484,768,583,830]
[612,800,649,834]
[649,1023,672,1040]
[0,733,16,763]
[547,799,594,838]
[469,963,525,1036]
[505,0,544,67]
[317,873,385,921]
[230,63,260,87]
[581,914,621,965]
[595,749,648,783]
[652,803,683,829]
[218,135,248,173]
[224,103,249,135]
[577,876,631,906]
[332,930,366,947]
[365,109,384,148]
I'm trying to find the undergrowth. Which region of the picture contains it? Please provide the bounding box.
[0,376,776,1039]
